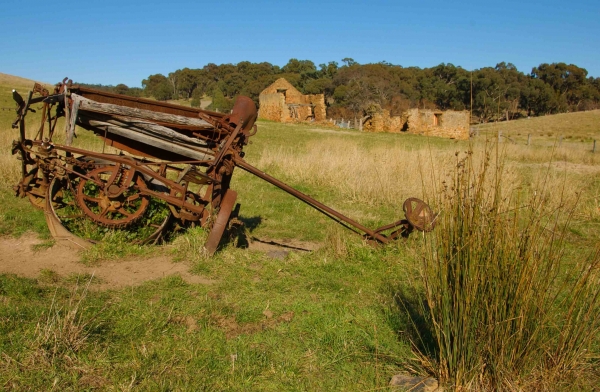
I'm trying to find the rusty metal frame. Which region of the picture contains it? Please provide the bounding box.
[10,79,435,255]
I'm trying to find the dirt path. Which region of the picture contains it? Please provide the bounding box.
[0,234,216,290]
[0,234,320,290]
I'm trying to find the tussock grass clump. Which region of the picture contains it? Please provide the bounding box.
[170,226,210,262]
[31,277,102,365]
[414,145,600,391]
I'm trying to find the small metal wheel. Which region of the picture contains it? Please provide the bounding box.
[403,197,435,232]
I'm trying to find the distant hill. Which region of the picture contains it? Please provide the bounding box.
[0,73,49,89]
[0,73,52,115]
[474,110,600,144]
[167,97,213,110]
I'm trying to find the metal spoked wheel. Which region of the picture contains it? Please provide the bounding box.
[75,165,150,228]
[46,167,172,246]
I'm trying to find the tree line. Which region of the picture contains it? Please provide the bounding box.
[77,59,600,123]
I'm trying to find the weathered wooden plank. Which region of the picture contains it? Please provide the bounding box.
[72,94,214,129]
[79,111,212,148]
[81,118,215,161]
[66,98,79,145]
[111,117,212,147]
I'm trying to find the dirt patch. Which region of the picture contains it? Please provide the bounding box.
[170,315,200,334]
[0,233,215,290]
[209,310,295,339]
[0,233,321,288]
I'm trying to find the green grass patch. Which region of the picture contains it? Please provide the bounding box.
[0,190,49,238]
[0,240,422,390]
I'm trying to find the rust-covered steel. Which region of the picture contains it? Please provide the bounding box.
[10,78,435,255]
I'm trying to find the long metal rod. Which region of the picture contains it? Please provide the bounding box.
[234,157,390,243]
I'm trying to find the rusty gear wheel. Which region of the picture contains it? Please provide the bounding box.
[76,165,150,228]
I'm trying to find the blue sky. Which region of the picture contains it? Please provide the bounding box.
[1,0,598,87]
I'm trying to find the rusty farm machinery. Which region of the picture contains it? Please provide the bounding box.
[9,79,435,254]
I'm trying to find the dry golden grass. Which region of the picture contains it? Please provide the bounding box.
[256,136,599,222]
[257,138,442,206]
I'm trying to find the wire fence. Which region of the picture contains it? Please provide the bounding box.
[330,118,358,130]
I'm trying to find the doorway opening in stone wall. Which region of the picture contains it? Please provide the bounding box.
[433,113,442,126]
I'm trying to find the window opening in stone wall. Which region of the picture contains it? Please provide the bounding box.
[433,113,442,126]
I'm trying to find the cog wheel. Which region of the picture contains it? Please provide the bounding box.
[75,165,150,228]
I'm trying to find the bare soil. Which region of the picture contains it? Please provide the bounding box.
[0,234,321,290]
[0,233,216,290]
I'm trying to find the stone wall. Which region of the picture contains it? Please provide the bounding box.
[363,108,469,140]
[307,94,326,121]
[363,110,406,133]
[258,78,326,123]
[258,93,285,122]
[405,109,469,140]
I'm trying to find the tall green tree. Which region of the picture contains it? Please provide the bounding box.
[142,74,172,101]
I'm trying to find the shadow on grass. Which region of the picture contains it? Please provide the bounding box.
[385,283,438,360]
[222,204,263,250]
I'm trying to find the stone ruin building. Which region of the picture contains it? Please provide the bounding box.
[363,108,470,140]
[258,78,326,123]
[258,78,469,139]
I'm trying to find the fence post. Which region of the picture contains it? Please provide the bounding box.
[527,134,531,146]
[498,130,502,143]
[593,140,597,153]
[559,135,563,147]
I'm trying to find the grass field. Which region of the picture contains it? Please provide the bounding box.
[0,74,599,390]
[474,110,600,147]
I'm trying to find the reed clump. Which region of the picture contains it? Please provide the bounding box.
[415,145,600,391]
